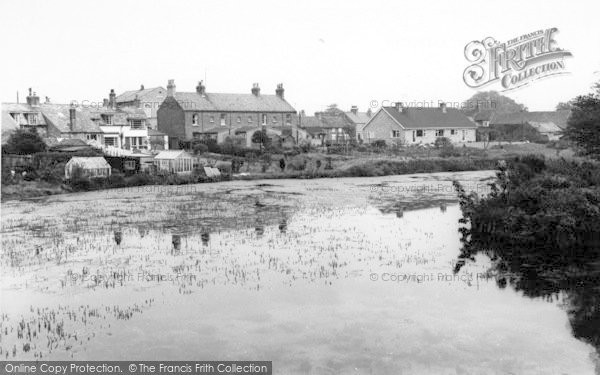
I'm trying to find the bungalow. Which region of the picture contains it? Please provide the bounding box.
[490,110,570,141]
[153,150,194,174]
[362,102,477,145]
[65,157,111,179]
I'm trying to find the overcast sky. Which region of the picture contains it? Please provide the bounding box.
[1,0,599,114]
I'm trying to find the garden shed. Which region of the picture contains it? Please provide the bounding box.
[153,150,194,174]
[65,157,111,179]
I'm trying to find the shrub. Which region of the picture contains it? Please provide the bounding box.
[434,137,452,149]
[287,156,308,171]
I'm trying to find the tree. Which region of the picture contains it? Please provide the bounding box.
[251,129,269,152]
[5,129,47,154]
[556,101,574,111]
[564,93,600,159]
[462,91,526,116]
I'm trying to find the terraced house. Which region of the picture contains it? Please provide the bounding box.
[157,80,297,149]
[362,102,477,145]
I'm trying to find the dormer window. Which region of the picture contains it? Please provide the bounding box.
[25,113,37,125]
[101,114,113,125]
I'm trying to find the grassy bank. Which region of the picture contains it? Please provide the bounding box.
[2,155,502,201]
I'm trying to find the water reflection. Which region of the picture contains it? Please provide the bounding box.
[113,230,122,245]
[201,232,210,246]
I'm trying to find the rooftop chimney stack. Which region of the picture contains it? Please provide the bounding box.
[351,105,358,115]
[140,84,145,90]
[26,88,40,106]
[103,98,109,107]
[275,83,284,99]
[251,83,260,96]
[167,79,176,97]
[394,102,404,112]
[133,94,141,108]
[440,102,447,113]
[196,80,206,96]
[69,104,76,131]
[108,89,116,109]
[45,96,50,104]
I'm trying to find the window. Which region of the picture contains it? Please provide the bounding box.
[416,130,423,137]
[392,130,401,138]
[101,114,113,125]
[192,114,199,126]
[209,116,214,123]
[124,160,136,170]
[286,114,291,125]
[261,114,267,125]
[105,137,116,146]
[25,113,37,125]
[248,116,253,124]
[450,129,456,135]
[237,116,241,124]
[10,113,19,121]
[86,134,97,140]
[129,119,144,129]
[435,129,444,137]
[220,113,226,126]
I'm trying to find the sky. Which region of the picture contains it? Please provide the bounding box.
[1,0,599,115]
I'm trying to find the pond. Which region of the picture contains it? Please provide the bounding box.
[1,171,597,374]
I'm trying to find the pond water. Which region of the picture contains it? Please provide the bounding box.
[1,171,598,374]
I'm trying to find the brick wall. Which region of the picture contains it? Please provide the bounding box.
[157,97,186,149]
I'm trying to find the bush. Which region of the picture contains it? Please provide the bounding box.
[287,155,308,171]
[434,137,452,149]
[4,129,47,155]
[373,140,387,148]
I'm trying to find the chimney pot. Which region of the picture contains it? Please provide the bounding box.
[251,83,261,96]
[108,89,116,109]
[275,83,284,99]
[351,105,358,115]
[140,84,144,90]
[167,79,176,97]
[196,80,206,96]
[440,102,447,113]
[394,102,404,112]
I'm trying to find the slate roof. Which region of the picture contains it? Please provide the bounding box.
[301,114,351,129]
[41,104,103,133]
[473,109,496,122]
[171,92,296,113]
[2,103,47,126]
[376,106,477,129]
[491,110,571,130]
[345,111,372,124]
[1,110,19,144]
[116,87,166,103]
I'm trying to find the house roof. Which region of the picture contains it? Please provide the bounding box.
[303,126,328,136]
[2,103,47,126]
[374,106,477,129]
[345,111,372,124]
[171,92,296,113]
[491,110,571,130]
[116,87,166,103]
[67,157,110,169]
[1,110,19,144]
[41,104,103,133]
[301,114,351,129]
[473,109,495,122]
[154,150,193,159]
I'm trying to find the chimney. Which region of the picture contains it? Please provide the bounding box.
[251,83,260,96]
[26,88,40,106]
[196,80,206,96]
[394,102,404,112]
[440,102,447,113]
[167,79,176,97]
[275,83,284,99]
[45,96,50,104]
[108,89,116,108]
[69,104,76,131]
[140,84,145,90]
[350,105,358,115]
[133,94,141,108]
[367,108,373,117]
[103,98,109,107]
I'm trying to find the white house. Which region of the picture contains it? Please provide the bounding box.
[362,102,477,145]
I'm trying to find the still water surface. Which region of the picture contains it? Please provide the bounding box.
[1,171,597,374]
